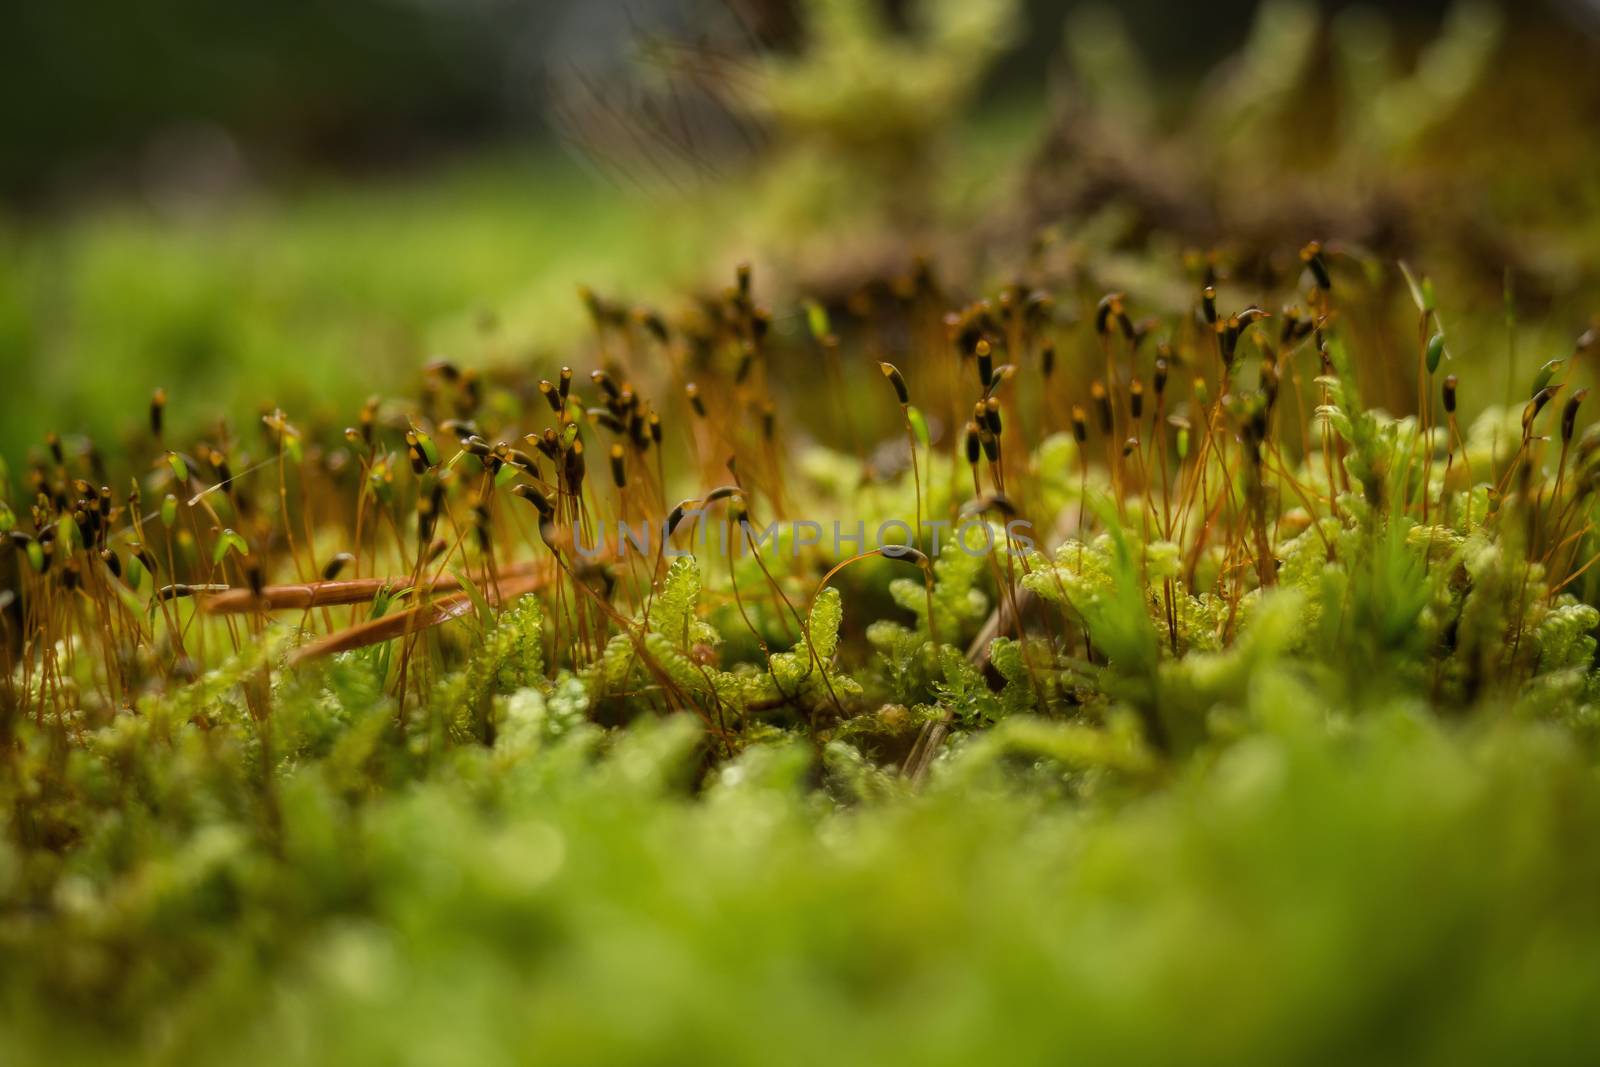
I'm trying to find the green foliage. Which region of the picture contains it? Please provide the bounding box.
[431,592,547,742]
[1535,601,1600,674]
[10,687,1600,1065]
[722,0,1023,240]
[595,557,747,709]
[868,531,990,699]
[754,586,864,709]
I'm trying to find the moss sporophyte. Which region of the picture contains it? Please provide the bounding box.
[9,251,1600,761]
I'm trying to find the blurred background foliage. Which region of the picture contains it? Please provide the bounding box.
[11,0,1587,202]
[4,0,1600,460]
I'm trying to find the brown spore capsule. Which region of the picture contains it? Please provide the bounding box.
[1301,241,1332,291]
[1262,362,1280,411]
[539,380,563,413]
[565,440,587,493]
[1218,319,1237,370]
[609,443,627,488]
[1095,292,1124,337]
[588,408,626,435]
[512,484,555,520]
[150,389,167,438]
[879,362,909,406]
[1563,389,1589,443]
[1090,380,1112,434]
[984,396,1003,436]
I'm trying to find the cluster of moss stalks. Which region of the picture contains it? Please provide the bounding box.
[6,248,1600,1063]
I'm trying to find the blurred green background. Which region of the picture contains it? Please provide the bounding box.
[5,0,1600,463]
[0,151,708,462]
